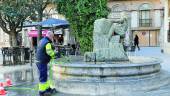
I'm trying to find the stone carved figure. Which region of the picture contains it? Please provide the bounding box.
[84,12,129,62]
[108,13,128,42]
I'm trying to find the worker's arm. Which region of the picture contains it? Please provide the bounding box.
[45,43,56,59]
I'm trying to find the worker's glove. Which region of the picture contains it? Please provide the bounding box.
[55,52,61,58]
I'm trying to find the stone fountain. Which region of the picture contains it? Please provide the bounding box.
[52,13,170,96]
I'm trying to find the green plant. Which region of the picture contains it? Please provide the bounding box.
[57,0,108,53]
[0,0,31,46]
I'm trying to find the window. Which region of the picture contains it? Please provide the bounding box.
[109,4,125,19]
[168,30,170,42]
[168,22,170,42]
[139,3,152,27]
[112,5,122,12]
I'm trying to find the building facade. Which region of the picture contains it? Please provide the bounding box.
[0,29,10,48]
[0,1,164,48]
[21,4,73,49]
[0,3,71,48]
[162,0,170,54]
[107,0,164,47]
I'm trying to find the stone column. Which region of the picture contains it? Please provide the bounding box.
[163,0,170,54]
[63,29,69,45]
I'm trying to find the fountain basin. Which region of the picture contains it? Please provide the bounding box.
[52,56,161,77]
[52,56,166,95]
[53,71,170,96]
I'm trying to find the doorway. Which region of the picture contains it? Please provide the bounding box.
[133,30,159,46]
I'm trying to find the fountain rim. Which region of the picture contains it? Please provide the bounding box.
[54,56,162,68]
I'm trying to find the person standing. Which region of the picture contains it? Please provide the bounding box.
[36,31,57,96]
[32,37,37,53]
[134,34,140,51]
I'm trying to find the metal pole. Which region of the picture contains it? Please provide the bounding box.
[30,50,33,67]
[30,50,34,81]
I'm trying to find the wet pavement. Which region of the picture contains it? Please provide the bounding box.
[5,83,38,96]
[0,67,38,96]
[1,47,170,96]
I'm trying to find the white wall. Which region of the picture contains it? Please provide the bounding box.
[63,29,70,45]
[154,10,161,27]
[22,28,31,48]
[0,28,3,42]
[162,0,170,54]
[164,0,168,43]
[131,11,138,28]
[0,28,10,48]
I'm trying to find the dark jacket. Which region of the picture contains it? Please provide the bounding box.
[36,37,52,64]
[134,35,139,44]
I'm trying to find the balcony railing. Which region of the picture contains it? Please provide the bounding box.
[139,19,152,27]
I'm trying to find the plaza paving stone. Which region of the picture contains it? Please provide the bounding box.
[1,47,170,96]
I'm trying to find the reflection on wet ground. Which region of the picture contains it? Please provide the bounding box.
[3,68,34,85]
[3,68,79,96]
[1,67,65,96]
[6,82,38,96]
[6,84,81,96]
[1,68,38,96]
[6,82,72,96]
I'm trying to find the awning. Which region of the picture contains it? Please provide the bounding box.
[39,18,69,27]
[23,22,39,27]
[28,30,48,37]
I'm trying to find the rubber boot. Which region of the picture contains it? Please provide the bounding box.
[39,91,51,96]
[46,88,58,94]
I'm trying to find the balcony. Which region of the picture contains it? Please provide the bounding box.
[139,19,152,27]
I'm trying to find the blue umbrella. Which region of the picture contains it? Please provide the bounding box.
[39,18,69,27]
